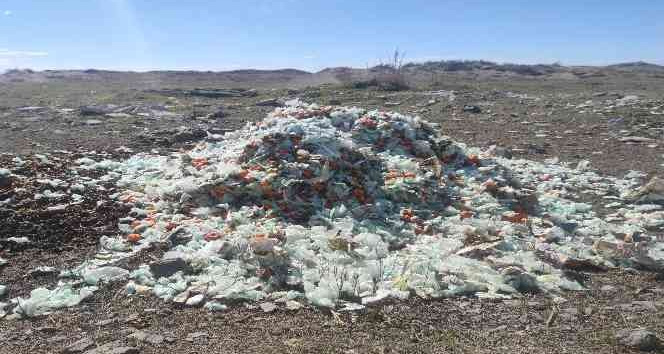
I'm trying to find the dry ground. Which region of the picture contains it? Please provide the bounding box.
[1,69,663,353]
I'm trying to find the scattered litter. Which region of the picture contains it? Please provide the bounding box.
[80,266,130,286]
[204,301,227,311]
[5,237,30,244]
[12,285,97,317]
[186,294,204,306]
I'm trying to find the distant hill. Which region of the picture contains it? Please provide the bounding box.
[0,68,312,86]
[606,61,664,72]
[2,61,663,87]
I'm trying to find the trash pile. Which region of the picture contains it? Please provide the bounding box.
[3,101,664,316]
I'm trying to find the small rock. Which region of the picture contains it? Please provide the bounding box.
[285,300,303,311]
[149,258,189,278]
[208,107,227,120]
[173,290,190,305]
[17,106,46,112]
[127,330,165,345]
[284,338,303,347]
[96,318,115,326]
[29,266,58,277]
[488,325,508,333]
[630,301,658,312]
[600,285,616,292]
[84,119,103,126]
[256,98,283,107]
[260,302,277,313]
[80,105,116,116]
[615,328,660,351]
[36,326,58,334]
[167,228,192,246]
[620,136,656,144]
[170,127,206,143]
[63,337,94,353]
[463,105,482,113]
[48,335,68,343]
[46,204,68,213]
[123,313,142,325]
[493,146,513,159]
[185,331,209,344]
[105,113,132,119]
[83,340,138,354]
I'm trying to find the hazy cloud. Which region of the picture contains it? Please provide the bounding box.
[304,55,317,60]
[3,10,11,16]
[0,49,49,57]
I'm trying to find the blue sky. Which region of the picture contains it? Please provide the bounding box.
[1,0,662,72]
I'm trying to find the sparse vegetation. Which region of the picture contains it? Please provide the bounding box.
[345,49,410,91]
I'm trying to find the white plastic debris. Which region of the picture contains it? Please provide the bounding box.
[12,285,97,317]
[5,237,30,244]
[81,267,130,286]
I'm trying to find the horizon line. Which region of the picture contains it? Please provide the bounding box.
[2,59,662,75]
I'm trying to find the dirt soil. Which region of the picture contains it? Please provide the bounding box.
[1,70,663,353]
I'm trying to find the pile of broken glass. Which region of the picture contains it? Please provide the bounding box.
[6,101,663,316]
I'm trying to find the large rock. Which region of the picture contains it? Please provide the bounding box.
[0,168,12,188]
[256,98,283,107]
[80,105,117,116]
[628,176,664,204]
[615,328,660,351]
[149,258,189,278]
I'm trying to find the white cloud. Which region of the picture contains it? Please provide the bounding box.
[0,49,49,57]
[304,55,317,60]
[3,10,12,16]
